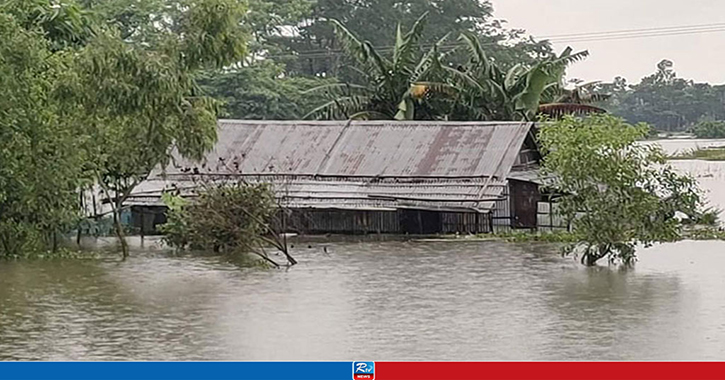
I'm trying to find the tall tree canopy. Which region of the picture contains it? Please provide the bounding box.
[0,0,249,257]
[278,0,552,78]
[0,12,88,256]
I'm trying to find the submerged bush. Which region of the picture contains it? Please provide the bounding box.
[161,182,275,252]
[159,181,296,266]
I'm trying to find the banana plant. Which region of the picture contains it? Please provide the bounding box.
[303,12,448,121]
[416,33,590,121]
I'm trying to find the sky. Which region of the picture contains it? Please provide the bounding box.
[491,0,725,84]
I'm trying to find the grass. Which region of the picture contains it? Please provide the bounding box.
[0,249,101,260]
[487,230,579,243]
[669,146,725,161]
[487,221,725,244]
[682,226,725,241]
[487,228,725,244]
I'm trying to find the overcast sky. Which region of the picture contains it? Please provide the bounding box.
[491,0,725,84]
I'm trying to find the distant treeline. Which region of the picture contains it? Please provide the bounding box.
[596,60,725,133]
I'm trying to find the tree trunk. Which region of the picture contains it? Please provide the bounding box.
[584,253,600,267]
[583,244,610,266]
[114,199,129,259]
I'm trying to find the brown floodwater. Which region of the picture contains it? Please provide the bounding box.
[0,239,724,361]
[0,140,724,361]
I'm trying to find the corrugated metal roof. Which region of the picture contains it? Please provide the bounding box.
[508,169,557,186]
[127,176,508,213]
[167,120,533,178]
[131,120,535,212]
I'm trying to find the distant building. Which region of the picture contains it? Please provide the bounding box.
[126,120,566,235]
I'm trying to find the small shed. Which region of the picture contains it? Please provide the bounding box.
[127,120,545,235]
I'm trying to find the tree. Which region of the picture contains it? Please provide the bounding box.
[538,114,703,266]
[63,0,249,258]
[277,0,552,77]
[182,0,329,120]
[0,12,88,256]
[198,61,331,120]
[2,0,96,50]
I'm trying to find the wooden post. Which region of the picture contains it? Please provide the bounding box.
[417,210,424,235]
[140,207,145,248]
[550,202,554,231]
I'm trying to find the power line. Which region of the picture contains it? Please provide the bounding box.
[262,22,725,61]
[270,21,725,56]
[551,26,725,44]
[541,22,725,39]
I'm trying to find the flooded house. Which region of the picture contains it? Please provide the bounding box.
[126,120,565,235]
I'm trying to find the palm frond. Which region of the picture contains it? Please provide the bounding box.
[330,19,369,65]
[588,93,612,102]
[348,110,391,120]
[443,66,487,95]
[549,48,590,72]
[412,33,450,82]
[393,12,429,74]
[303,95,371,120]
[516,64,554,119]
[393,23,405,67]
[344,65,372,82]
[459,31,491,77]
[504,63,527,91]
[541,82,563,103]
[576,80,602,89]
[363,41,392,79]
[303,82,371,96]
[538,103,607,118]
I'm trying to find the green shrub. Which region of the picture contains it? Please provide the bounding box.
[160,182,276,254]
[689,121,725,139]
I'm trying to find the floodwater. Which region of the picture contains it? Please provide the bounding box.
[1,139,724,361]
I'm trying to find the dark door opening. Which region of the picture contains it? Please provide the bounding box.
[399,210,442,234]
[510,180,540,229]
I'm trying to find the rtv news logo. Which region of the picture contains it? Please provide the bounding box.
[352,361,375,380]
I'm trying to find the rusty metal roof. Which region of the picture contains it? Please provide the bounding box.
[131,120,535,212]
[168,120,533,178]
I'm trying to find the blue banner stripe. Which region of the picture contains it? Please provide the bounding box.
[0,362,354,380]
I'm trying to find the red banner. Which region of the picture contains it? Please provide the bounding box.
[376,362,725,380]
